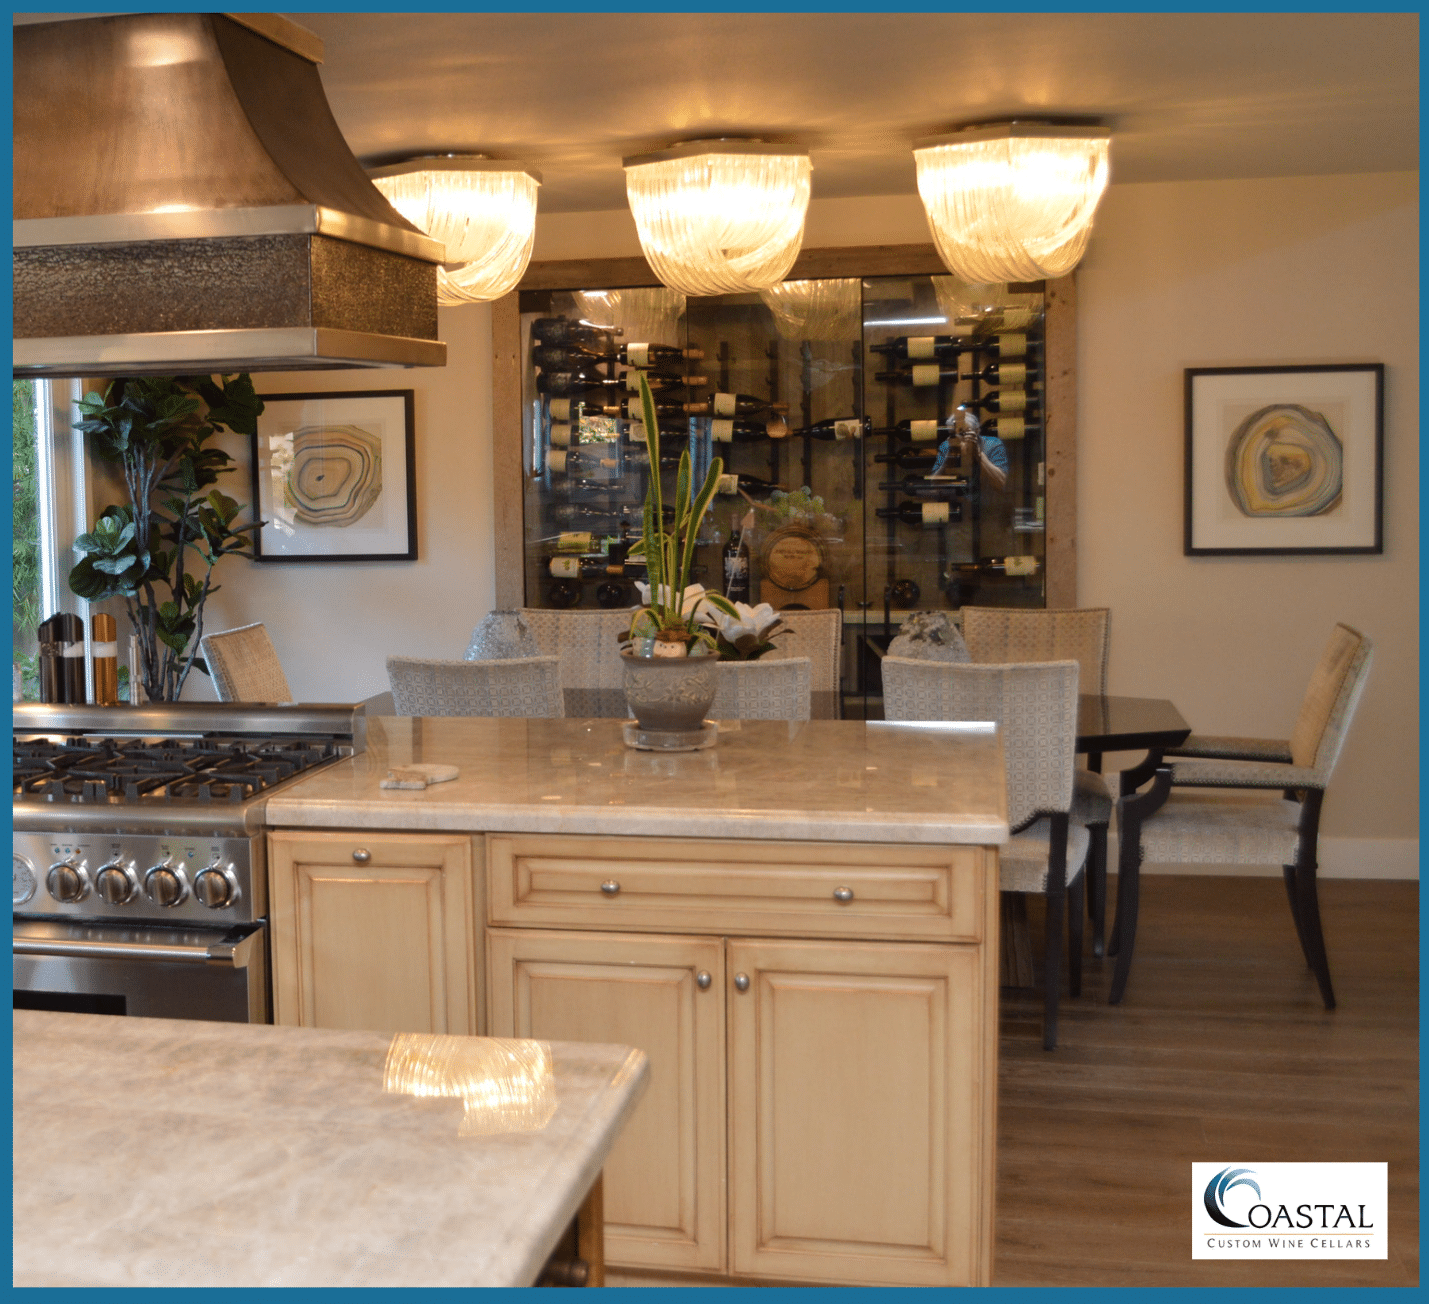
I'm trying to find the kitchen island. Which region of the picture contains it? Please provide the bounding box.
[13,1009,648,1288]
[263,716,1008,1287]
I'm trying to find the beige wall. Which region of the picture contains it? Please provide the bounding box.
[193,303,496,703]
[191,172,1418,851]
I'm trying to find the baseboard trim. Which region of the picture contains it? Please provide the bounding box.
[1105,835,1419,881]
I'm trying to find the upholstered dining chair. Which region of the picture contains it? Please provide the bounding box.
[1109,623,1373,1010]
[516,608,636,718]
[386,656,564,718]
[710,657,813,721]
[962,606,1114,955]
[882,656,1087,1050]
[759,608,842,718]
[199,622,293,703]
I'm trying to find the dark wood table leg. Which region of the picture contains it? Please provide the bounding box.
[1108,768,1172,1006]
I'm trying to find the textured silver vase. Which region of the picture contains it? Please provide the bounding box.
[621,650,718,735]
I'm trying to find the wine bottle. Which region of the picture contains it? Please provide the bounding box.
[869,334,972,361]
[548,555,649,580]
[547,579,584,608]
[874,448,943,469]
[876,501,963,527]
[533,341,703,370]
[621,447,687,471]
[959,391,1038,416]
[684,392,788,419]
[871,416,971,443]
[981,416,1032,441]
[619,368,707,394]
[966,331,1036,360]
[876,475,969,498]
[716,472,786,497]
[595,396,690,422]
[595,581,631,609]
[531,316,623,346]
[707,417,787,444]
[874,364,962,388]
[788,415,869,441]
[545,448,618,476]
[552,503,673,529]
[722,512,751,603]
[959,361,1038,388]
[951,555,1040,577]
[539,371,701,398]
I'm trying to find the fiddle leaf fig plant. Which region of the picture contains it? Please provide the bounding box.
[69,374,264,702]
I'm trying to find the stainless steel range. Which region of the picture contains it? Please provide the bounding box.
[12,702,366,1023]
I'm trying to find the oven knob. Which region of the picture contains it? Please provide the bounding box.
[95,862,139,906]
[143,864,189,908]
[46,859,90,904]
[193,866,239,909]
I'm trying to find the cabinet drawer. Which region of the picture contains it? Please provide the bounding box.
[487,834,988,942]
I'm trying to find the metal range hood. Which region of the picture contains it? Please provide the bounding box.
[13,12,447,378]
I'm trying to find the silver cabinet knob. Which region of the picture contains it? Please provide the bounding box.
[600,880,620,896]
[193,866,238,909]
[94,862,138,905]
[143,864,188,908]
[352,849,372,864]
[734,973,750,993]
[833,886,854,903]
[46,860,90,904]
[696,971,712,990]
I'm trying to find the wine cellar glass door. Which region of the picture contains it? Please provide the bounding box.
[516,272,1051,720]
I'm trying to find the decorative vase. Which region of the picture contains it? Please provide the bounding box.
[621,649,718,736]
[465,609,541,661]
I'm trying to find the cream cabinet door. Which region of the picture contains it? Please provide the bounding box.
[727,938,994,1287]
[487,928,726,1274]
[268,831,478,1035]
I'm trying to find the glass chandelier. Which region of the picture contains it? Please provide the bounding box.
[623,140,812,296]
[369,155,541,304]
[914,123,1110,283]
[758,278,861,342]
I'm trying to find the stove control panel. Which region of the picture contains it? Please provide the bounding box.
[12,832,262,926]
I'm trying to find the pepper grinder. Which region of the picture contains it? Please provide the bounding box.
[92,613,119,705]
[59,613,87,703]
[37,614,63,703]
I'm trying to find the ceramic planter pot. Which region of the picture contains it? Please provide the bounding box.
[621,650,718,734]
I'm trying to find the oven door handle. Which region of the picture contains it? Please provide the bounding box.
[12,929,261,969]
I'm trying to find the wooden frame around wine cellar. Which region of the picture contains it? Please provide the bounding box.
[491,245,1076,609]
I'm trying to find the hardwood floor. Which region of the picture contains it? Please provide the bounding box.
[996,874,1419,1288]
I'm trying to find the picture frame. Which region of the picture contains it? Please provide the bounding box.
[251,390,417,563]
[1184,364,1383,556]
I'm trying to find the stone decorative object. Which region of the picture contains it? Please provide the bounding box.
[380,763,460,790]
[621,650,718,744]
[465,610,542,662]
[887,611,971,662]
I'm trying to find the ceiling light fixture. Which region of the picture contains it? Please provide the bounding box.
[369,155,541,304]
[913,122,1110,283]
[623,140,812,296]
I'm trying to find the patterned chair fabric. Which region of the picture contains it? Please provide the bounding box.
[881,655,1088,1050]
[710,657,812,721]
[517,608,637,718]
[199,623,293,703]
[1114,625,1373,1012]
[759,608,842,718]
[961,606,1110,697]
[386,656,563,718]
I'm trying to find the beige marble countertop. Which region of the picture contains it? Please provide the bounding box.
[13,1010,648,1288]
[265,717,1009,844]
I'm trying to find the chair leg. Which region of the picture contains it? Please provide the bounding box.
[1107,770,1172,1006]
[1291,856,1336,1010]
[1282,864,1310,957]
[1067,871,1085,998]
[1087,822,1108,957]
[1042,813,1069,1051]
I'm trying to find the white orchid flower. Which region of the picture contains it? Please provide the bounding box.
[702,600,786,655]
[634,581,711,619]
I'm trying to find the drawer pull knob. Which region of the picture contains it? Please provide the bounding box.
[833,886,855,903]
[352,849,372,864]
[599,880,621,896]
[734,973,750,993]
[696,971,712,990]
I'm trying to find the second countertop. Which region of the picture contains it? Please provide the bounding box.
[264,716,1009,844]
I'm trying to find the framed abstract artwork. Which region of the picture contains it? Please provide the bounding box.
[1184,364,1383,556]
[251,390,417,562]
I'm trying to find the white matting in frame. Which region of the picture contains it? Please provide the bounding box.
[252,390,417,562]
[1184,365,1382,556]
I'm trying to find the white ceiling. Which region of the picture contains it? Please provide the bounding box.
[16,12,1420,213]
